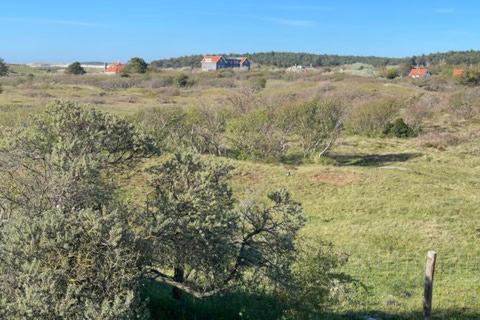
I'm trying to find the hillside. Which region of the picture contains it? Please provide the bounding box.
[1,66,479,319]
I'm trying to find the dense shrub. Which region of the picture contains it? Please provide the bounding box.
[65,62,86,75]
[175,73,194,88]
[458,67,480,86]
[124,57,148,74]
[344,99,399,137]
[383,118,416,138]
[0,58,8,76]
[383,68,400,79]
[0,207,149,319]
[0,102,157,319]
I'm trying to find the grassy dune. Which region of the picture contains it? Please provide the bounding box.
[1,67,479,318]
[231,136,480,318]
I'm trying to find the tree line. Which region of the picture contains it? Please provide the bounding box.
[150,50,480,69]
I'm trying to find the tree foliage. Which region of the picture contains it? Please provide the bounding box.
[0,207,148,320]
[65,62,86,75]
[0,101,157,214]
[151,52,402,69]
[0,101,157,319]
[146,153,306,300]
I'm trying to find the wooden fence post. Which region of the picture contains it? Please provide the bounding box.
[423,250,437,320]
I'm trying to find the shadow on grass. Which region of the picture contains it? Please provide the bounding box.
[328,152,422,167]
[141,280,284,320]
[141,280,478,320]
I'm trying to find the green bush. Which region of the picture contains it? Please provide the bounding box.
[344,99,399,137]
[124,57,148,74]
[384,68,400,79]
[65,62,86,75]
[383,118,416,138]
[175,73,194,88]
[0,102,157,319]
[0,207,149,319]
[458,67,480,86]
[0,58,8,76]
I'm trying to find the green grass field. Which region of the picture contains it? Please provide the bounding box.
[1,66,479,319]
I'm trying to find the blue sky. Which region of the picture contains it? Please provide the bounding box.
[1,0,479,63]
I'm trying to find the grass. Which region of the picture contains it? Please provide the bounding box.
[230,136,480,319]
[1,66,480,319]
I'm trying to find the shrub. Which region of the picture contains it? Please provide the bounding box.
[289,99,345,158]
[146,153,306,301]
[458,67,480,86]
[65,62,86,75]
[226,108,288,161]
[384,68,399,79]
[0,58,8,76]
[248,77,267,91]
[175,73,194,88]
[344,99,399,137]
[124,57,148,74]
[134,107,188,152]
[0,102,157,319]
[0,207,149,319]
[383,118,416,138]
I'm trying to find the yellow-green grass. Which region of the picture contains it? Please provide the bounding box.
[229,136,480,318]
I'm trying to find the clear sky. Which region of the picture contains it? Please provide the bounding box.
[1,0,479,63]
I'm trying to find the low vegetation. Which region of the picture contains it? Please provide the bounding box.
[0,57,479,319]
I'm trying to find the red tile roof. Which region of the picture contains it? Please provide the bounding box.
[202,56,223,63]
[409,67,430,77]
[106,63,125,73]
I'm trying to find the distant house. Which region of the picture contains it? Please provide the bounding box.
[201,55,251,71]
[105,62,125,74]
[409,67,431,79]
[452,68,465,77]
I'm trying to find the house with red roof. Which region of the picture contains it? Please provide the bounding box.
[409,67,431,79]
[105,62,125,74]
[201,55,251,71]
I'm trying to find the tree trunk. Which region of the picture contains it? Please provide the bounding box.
[172,267,185,300]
